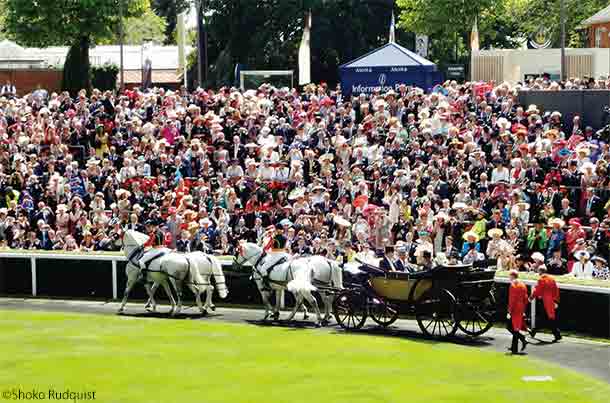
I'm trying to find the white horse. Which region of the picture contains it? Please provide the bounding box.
[119,230,209,315]
[287,255,343,324]
[145,252,228,314]
[235,242,342,326]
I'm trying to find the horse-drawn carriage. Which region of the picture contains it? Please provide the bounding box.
[333,260,497,338]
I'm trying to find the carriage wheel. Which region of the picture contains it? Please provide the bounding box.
[456,291,496,337]
[369,299,399,327]
[415,289,458,338]
[333,290,367,331]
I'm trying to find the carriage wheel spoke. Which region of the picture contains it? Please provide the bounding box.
[440,319,449,335]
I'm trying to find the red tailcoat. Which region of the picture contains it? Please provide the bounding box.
[508,281,529,331]
[531,274,560,320]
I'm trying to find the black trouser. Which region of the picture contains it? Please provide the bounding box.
[534,302,561,340]
[543,317,561,340]
[507,321,526,353]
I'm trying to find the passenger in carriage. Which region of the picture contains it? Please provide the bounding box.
[419,250,434,271]
[176,229,191,252]
[393,245,409,272]
[379,245,397,271]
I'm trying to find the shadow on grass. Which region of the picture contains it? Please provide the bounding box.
[243,317,494,348]
[119,311,219,320]
[329,325,495,348]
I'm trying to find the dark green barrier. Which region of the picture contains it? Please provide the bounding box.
[494,283,610,338]
[0,258,32,296]
[1,257,608,338]
[36,258,113,299]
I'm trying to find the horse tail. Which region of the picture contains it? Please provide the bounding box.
[211,256,229,298]
[331,261,343,290]
[287,262,316,294]
[187,256,206,294]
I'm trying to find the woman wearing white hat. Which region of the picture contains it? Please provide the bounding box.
[572,250,594,279]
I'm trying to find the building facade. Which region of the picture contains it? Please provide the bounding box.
[583,5,610,48]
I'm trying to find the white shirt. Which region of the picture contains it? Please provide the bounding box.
[491,167,510,183]
[572,261,594,279]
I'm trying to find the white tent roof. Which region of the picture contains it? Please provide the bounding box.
[0,40,43,61]
[0,40,192,70]
[341,42,435,68]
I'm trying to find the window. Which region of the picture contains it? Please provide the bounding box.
[595,27,603,48]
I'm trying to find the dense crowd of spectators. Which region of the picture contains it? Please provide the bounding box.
[1,77,610,281]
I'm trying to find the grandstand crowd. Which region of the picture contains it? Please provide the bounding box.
[0,77,609,280]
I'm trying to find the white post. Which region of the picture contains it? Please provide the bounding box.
[30,257,37,297]
[112,260,118,300]
[530,298,536,330]
[279,289,285,309]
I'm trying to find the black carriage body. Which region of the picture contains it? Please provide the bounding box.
[334,260,497,338]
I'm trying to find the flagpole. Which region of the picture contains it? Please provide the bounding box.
[389,10,396,43]
[560,0,566,81]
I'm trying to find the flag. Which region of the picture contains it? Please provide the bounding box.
[389,10,396,43]
[470,16,480,52]
[177,12,187,86]
[415,34,429,57]
[298,11,312,86]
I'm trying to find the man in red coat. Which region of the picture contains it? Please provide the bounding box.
[507,270,528,354]
[530,266,562,342]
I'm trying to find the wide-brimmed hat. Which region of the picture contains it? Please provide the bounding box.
[574,250,591,260]
[568,218,581,226]
[531,252,545,262]
[592,256,607,265]
[549,217,565,227]
[487,228,503,238]
[462,231,480,242]
[526,104,540,115]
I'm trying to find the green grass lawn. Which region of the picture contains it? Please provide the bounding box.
[0,310,608,403]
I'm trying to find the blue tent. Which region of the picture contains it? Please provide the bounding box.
[339,42,443,97]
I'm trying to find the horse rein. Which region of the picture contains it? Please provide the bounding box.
[123,235,226,289]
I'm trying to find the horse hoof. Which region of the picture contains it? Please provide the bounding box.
[200,309,208,316]
[117,309,124,315]
[315,322,322,328]
[303,314,309,320]
[272,312,280,321]
[145,306,153,313]
[321,319,330,327]
[210,306,216,312]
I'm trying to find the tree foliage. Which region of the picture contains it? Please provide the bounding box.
[151,0,191,45]
[91,63,120,91]
[397,0,496,67]
[512,0,608,48]
[197,0,399,87]
[100,6,167,45]
[4,0,146,94]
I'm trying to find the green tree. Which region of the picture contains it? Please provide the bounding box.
[0,0,8,40]
[151,0,191,45]
[513,0,608,48]
[101,6,167,45]
[195,0,398,87]
[397,0,497,67]
[4,0,146,95]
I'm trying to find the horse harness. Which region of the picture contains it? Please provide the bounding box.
[250,251,290,292]
[127,243,223,288]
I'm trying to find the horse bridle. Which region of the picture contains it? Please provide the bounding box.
[121,235,144,266]
[234,246,268,281]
